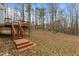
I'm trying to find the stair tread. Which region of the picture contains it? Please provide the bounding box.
[14,39,29,45]
[17,42,33,49]
[17,43,36,53]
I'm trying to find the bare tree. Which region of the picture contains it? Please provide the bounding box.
[75,4,78,35]
[27,3,31,33]
[21,3,25,21]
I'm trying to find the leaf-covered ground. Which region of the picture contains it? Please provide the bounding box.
[0,30,79,56]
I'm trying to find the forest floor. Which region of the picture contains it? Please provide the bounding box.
[0,30,79,56]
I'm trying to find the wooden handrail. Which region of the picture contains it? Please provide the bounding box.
[11,22,16,40]
[18,21,24,38]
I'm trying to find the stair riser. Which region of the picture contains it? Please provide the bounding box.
[15,41,29,46]
[17,43,33,50]
[17,44,36,53]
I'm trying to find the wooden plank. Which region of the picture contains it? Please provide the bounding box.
[17,42,33,49]
[14,39,29,46]
[17,43,36,53]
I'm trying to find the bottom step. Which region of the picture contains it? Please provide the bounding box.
[16,43,36,53]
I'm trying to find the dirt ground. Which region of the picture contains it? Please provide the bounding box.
[0,30,79,56]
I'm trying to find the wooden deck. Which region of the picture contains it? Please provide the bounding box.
[0,21,36,53]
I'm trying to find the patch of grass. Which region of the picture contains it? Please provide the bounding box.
[25,30,79,56]
[0,30,79,56]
